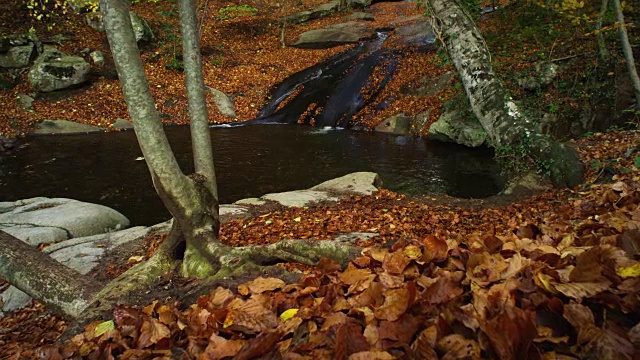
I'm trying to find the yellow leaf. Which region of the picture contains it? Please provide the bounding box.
[294,216,301,222]
[403,245,422,259]
[617,263,640,278]
[128,255,144,263]
[280,308,299,321]
[94,320,114,337]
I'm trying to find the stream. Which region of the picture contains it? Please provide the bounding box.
[0,125,503,225]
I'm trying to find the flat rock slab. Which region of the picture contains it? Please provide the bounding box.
[263,190,341,207]
[291,22,376,49]
[311,172,381,195]
[0,197,130,246]
[32,120,105,135]
[220,204,251,221]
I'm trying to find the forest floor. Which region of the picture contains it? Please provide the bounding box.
[2,0,640,358]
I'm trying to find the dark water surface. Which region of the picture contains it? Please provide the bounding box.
[0,125,503,225]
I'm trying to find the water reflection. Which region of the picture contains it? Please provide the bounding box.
[0,125,502,225]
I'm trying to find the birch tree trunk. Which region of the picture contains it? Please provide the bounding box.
[427,0,584,187]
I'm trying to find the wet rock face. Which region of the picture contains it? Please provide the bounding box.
[28,48,91,92]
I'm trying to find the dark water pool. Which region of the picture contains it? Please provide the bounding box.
[0,124,503,225]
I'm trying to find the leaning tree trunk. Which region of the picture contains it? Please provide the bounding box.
[427,0,584,187]
[0,231,100,318]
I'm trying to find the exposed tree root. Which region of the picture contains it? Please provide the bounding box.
[60,228,361,340]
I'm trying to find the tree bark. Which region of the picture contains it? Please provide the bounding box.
[179,0,218,198]
[611,0,640,108]
[0,231,99,318]
[596,0,610,61]
[428,0,584,187]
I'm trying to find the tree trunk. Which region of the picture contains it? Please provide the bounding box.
[0,231,99,318]
[611,0,640,108]
[428,0,584,187]
[596,0,610,62]
[100,0,221,277]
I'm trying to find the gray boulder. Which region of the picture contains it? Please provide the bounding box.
[89,50,105,65]
[518,62,560,90]
[28,47,91,92]
[394,21,435,45]
[348,0,372,7]
[291,22,375,49]
[0,44,36,68]
[375,113,412,135]
[209,88,237,118]
[0,197,130,246]
[17,94,35,111]
[311,172,381,195]
[32,120,104,135]
[282,1,340,25]
[263,190,341,207]
[347,12,374,21]
[129,11,154,43]
[112,118,134,130]
[428,108,487,147]
[84,11,153,43]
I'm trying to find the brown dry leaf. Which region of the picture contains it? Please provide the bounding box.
[480,306,538,360]
[209,287,235,309]
[321,312,349,331]
[467,253,509,286]
[317,257,342,273]
[348,351,395,360]
[411,326,438,360]
[204,333,245,359]
[563,303,635,359]
[224,298,278,334]
[422,276,464,305]
[335,321,370,360]
[238,283,250,296]
[553,279,612,300]
[378,271,405,289]
[569,247,604,282]
[157,305,174,326]
[246,276,286,294]
[382,251,412,275]
[437,334,481,360]
[234,328,285,360]
[339,268,375,286]
[374,282,415,321]
[363,324,380,348]
[364,247,388,262]
[137,318,170,349]
[423,235,448,263]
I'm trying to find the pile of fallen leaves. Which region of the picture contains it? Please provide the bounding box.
[32,168,640,359]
